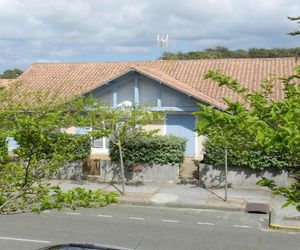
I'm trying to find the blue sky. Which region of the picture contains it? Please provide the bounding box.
[0,0,299,72]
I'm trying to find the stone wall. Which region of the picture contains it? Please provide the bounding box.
[198,163,288,188]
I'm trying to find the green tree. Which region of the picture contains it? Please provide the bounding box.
[195,65,300,210]
[80,103,163,195]
[0,85,117,213]
[0,68,23,79]
[162,47,300,60]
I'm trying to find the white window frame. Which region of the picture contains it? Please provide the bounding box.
[91,136,109,154]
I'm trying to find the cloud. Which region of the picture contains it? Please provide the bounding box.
[0,0,299,71]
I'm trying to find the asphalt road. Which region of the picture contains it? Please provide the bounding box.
[0,205,299,250]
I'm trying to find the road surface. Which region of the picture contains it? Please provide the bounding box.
[0,205,299,250]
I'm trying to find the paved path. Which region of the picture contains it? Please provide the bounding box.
[50,180,300,229]
[51,180,271,210]
[0,205,299,250]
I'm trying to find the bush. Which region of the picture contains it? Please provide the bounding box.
[109,133,186,168]
[38,133,91,161]
[34,186,119,212]
[0,137,9,163]
[0,185,119,213]
[62,134,91,161]
[203,139,292,170]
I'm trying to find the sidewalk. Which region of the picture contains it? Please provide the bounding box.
[270,195,300,231]
[50,179,300,231]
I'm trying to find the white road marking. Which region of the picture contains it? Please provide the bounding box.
[42,210,51,213]
[197,222,215,226]
[0,236,51,244]
[66,212,80,215]
[233,225,252,228]
[97,214,113,218]
[163,219,179,223]
[129,217,145,220]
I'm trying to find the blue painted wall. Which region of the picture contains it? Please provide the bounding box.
[166,114,196,157]
[89,72,199,110]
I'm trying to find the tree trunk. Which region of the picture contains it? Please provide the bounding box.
[224,147,228,201]
[118,139,126,195]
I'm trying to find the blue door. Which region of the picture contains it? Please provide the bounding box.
[166,114,196,157]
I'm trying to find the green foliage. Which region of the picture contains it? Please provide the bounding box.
[203,139,292,170]
[47,133,91,161]
[196,66,300,168]
[36,186,118,212]
[80,104,163,194]
[0,68,23,79]
[0,185,118,213]
[109,133,186,168]
[258,177,300,211]
[0,83,161,208]
[0,85,96,213]
[0,137,9,163]
[195,65,300,209]
[162,47,300,60]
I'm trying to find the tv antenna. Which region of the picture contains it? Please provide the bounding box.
[157,34,168,59]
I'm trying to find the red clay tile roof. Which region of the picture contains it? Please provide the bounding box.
[18,58,300,109]
[0,79,14,87]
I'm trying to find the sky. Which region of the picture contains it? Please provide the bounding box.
[0,0,299,72]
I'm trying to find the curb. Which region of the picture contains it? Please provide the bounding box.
[269,223,300,232]
[119,199,244,212]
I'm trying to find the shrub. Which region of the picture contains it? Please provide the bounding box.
[62,134,91,161]
[35,186,119,212]
[203,139,292,170]
[0,185,118,213]
[109,133,186,168]
[0,137,9,163]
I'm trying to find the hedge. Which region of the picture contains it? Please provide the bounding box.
[203,139,292,170]
[0,137,8,163]
[109,134,186,168]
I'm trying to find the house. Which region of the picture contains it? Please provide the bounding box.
[16,58,298,172]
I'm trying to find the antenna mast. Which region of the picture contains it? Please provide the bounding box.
[157,34,168,60]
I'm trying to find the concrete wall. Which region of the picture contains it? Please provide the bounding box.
[53,160,83,181]
[195,135,205,160]
[54,160,179,183]
[89,153,110,160]
[99,160,179,183]
[198,163,288,188]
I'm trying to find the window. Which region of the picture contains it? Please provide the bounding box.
[92,137,110,150]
